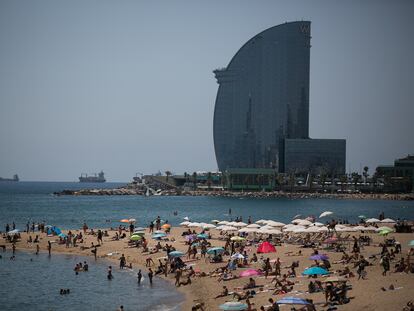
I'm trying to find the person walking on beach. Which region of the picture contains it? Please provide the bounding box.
[381,253,390,276]
[92,245,97,260]
[47,241,51,256]
[357,255,368,280]
[137,269,142,285]
[148,268,153,285]
[36,244,39,255]
[119,254,126,269]
[97,230,103,245]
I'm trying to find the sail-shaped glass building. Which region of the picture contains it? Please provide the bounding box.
[213,21,345,175]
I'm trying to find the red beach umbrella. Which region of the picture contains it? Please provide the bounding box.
[257,241,276,253]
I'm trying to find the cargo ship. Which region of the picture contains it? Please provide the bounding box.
[79,171,106,183]
[0,174,19,182]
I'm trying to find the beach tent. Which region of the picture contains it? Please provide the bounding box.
[277,297,310,305]
[302,267,329,276]
[257,241,276,253]
[219,301,248,310]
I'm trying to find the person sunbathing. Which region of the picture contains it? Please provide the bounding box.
[243,278,257,289]
[214,286,229,299]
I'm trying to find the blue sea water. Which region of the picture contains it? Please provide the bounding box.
[0,182,413,231]
[0,250,182,311]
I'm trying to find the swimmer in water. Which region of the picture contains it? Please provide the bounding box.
[107,266,113,280]
[137,269,142,285]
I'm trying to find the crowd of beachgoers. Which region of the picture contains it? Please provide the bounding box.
[1,211,414,311]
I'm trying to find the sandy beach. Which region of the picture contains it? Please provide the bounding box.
[7,223,414,311]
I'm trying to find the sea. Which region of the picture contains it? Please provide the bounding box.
[1,181,414,310]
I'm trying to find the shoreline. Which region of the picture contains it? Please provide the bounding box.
[8,225,414,311]
[55,188,414,201]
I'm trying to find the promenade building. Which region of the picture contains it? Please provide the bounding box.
[213,21,345,175]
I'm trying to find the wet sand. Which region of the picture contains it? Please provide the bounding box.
[10,227,414,311]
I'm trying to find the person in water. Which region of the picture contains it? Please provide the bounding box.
[148,268,153,285]
[107,266,113,280]
[137,269,142,285]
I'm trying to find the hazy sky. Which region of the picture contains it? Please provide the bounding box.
[0,0,413,182]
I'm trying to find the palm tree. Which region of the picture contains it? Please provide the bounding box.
[289,173,295,192]
[207,172,212,190]
[340,175,348,192]
[351,172,360,190]
[363,166,369,184]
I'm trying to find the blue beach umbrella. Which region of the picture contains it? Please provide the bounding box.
[302,267,329,276]
[277,297,310,305]
[197,233,209,239]
[207,247,225,255]
[219,301,248,310]
[168,251,185,258]
[58,233,67,238]
[152,233,166,239]
[409,240,414,247]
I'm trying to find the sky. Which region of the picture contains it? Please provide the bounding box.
[0,0,413,182]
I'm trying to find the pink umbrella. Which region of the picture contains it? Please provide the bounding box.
[239,269,263,277]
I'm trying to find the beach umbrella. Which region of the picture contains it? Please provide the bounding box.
[221,226,238,232]
[353,225,367,231]
[152,219,165,225]
[312,222,324,227]
[202,224,216,229]
[233,222,248,227]
[231,253,245,260]
[183,216,190,221]
[230,236,245,241]
[218,221,229,225]
[377,226,394,232]
[130,235,142,241]
[266,221,286,227]
[277,297,310,305]
[168,251,184,258]
[302,267,329,276]
[317,226,329,232]
[381,218,396,223]
[206,247,225,255]
[358,215,366,219]
[309,254,329,261]
[161,224,171,229]
[132,231,145,236]
[257,241,276,253]
[305,226,320,233]
[211,220,220,224]
[152,233,166,239]
[293,214,301,219]
[185,234,196,241]
[197,233,209,239]
[246,224,261,228]
[255,219,267,224]
[378,229,392,236]
[180,221,191,226]
[239,269,262,277]
[7,229,20,235]
[154,230,164,234]
[319,211,333,218]
[188,222,201,228]
[120,219,129,223]
[366,218,380,223]
[262,229,282,235]
[365,226,380,232]
[409,240,414,247]
[295,219,313,226]
[219,301,248,311]
[134,227,146,232]
[238,228,258,233]
[58,233,67,238]
[128,218,136,223]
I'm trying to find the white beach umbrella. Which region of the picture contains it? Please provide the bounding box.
[292,227,307,233]
[202,224,216,229]
[255,219,268,224]
[233,222,248,227]
[284,226,305,232]
[291,219,304,224]
[266,221,286,227]
[263,228,282,235]
[188,222,201,228]
[183,216,190,221]
[365,226,379,232]
[221,226,238,232]
[366,218,380,223]
[312,222,325,227]
[296,219,313,226]
[317,226,329,232]
[293,214,302,219]
[337,226,357,232]
[217,221,229,225]
[227,221,238,226]
[211,220,220,224]
[283,224,295,229]
[260,225,275,230]
[238,228,257,233]
[381,218,396,223]
[305,226,320,233]
[246,223,261,228]
[319,211,333,218]
[353,225,368,231]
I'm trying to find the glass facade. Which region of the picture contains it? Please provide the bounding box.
[213,21,311,171]
[281,139,346,175]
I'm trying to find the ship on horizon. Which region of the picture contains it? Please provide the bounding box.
[0,174,19,182]
[79,171,106,183]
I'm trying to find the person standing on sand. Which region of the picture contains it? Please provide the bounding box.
[12,243,16,255]
[119,254,126,269]
[381,253,390,276]
[47,241,51,256]
[36,244,39,255]
[148,268,153,285]
[137,269,142,284]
